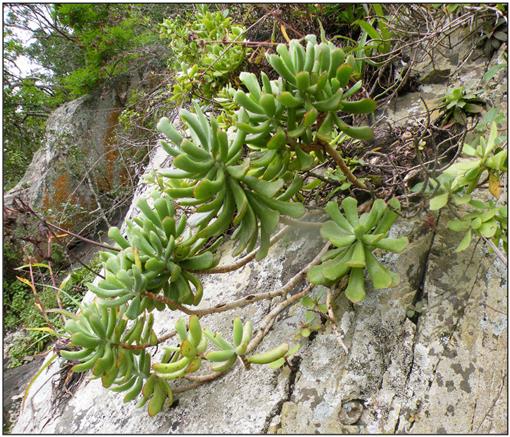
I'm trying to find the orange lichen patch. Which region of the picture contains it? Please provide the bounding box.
[97,109,122,193]
[42,172,71,212]
[53,173,71,206]
[41,171,94,230]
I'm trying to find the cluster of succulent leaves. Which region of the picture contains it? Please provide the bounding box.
[152,34,384,262]
[299,288,329,338]
[307,197,407,302]
[63,304,292,416]
[422,122,507,253]
[437,86,485,126]
[90,191,220,313]
[159,5,247,104]
[61,35,409,416]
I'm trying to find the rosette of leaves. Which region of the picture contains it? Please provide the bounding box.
[156,106,305,259]
[447,199,507,253]
[236,35,376,146]
[428,122,507,210]
[307,197,408,302]
[88,191,218,316]
[460,122,507,197]
[233,35,376,174]
[61,302,157,403]
[437,86,485,126]
[62,301,177,416]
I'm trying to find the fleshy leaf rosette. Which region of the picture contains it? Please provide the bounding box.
[308,197,408,302]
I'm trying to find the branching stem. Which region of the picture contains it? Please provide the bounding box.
[201,226,289,274]
[148,242,331,317]
[322,141,369,190]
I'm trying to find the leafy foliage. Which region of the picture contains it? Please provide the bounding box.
[437,86,485,126]
[307,197,407,302]
[90,191,218,314]
[4,260,96,368]
[53,4,169,96]
[58,34,393,415]
[155,108,305,259]
[421,122,507,253]
[476,9,508,56]
[159,5,248,104]
[3,4,176,191]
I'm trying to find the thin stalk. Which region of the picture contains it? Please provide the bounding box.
[200,226,289,274]
[167,242,330,317]
[323,141,368,190]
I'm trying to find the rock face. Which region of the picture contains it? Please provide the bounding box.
[5,79,132,233]
[276,215,507,434]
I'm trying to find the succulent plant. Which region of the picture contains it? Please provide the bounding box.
[59,34,394,418]
[87,191,218,316]
[152,316,208,379]
[428,122,507,210]
[447,199,507,252]
[235,35,375,159]
[437,86,485,126]
[61,302,155,402]
[307,197,408,302]
[156,106,305,259]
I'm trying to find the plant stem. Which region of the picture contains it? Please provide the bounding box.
[322,141,368,190]
[326,288,349,354]
[164,242,330,317]
[200,226,290,274]
[246,284,313,353]
[144,292,195,315]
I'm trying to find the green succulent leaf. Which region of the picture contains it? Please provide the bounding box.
[429,192,449,210]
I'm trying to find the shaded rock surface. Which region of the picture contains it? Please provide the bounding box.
[5,75,137,234]
[3,356,45,433]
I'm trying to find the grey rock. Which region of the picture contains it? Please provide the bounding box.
[5,76,137,235]
[13,151,507,433]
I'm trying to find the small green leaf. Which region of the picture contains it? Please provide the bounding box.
[307,265,328,285]
[344,268,366,303]
[300,328,312,338]
[429,192,449,210]
[301,296,315,309]
[304,311,316,323]
[464,103,483,113]
[317,304,328,314]
[455,229,472,252]
[483,64,506,82]
[180,339,197,359]
[268,357,286,369]
[479,220,498,238]
[27,327,59,336]
[287,344,301,356]
[14,263,50,271]
[447,219,470,232]
[462,144,477,156]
